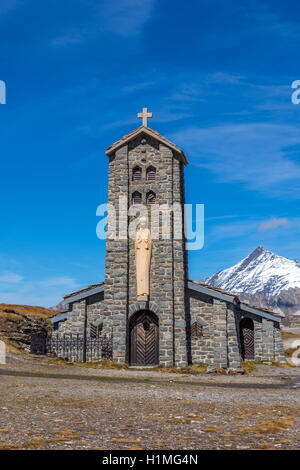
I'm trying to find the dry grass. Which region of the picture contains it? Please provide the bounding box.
[281,331,298,340]
[46,437,71,443]
[74,359,129,370]
[0,443,22,450]
[204,425,221,433]
[241,361,260,374]
[239,417,293,435]
[22,437,48,449]
[111,439,141,444]
[0,303,56,319]
[284,347,299,358]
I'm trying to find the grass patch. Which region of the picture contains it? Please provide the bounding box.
[0,443,22,450]
[241,360,265,374]
[111,439,141,444]
[204,425,221,433]
[46,437,71,443]
[22,437,48,449]
[281,331,298,340]
[74,359,129,370]
[0,303,56,319]
[239,417,293,435]
[284,347,299,358]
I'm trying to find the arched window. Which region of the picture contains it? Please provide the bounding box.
[146,166,156,181]
[146,191,156,205]
[132,166,142,181]
[132,191,142,205]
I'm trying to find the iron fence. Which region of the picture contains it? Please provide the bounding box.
[31,333,113,362]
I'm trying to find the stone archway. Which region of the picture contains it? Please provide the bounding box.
[129,310,159,366]
[240,317,254,360]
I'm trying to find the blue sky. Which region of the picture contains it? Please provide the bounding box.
[0,0,300,306]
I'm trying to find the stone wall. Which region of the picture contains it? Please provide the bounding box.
[186,289,285,367]
[187,290,241,368]
[59,300,85,335]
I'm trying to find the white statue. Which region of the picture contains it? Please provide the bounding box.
[135,216,152,300]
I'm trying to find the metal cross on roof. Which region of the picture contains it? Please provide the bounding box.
[137,107,152,127]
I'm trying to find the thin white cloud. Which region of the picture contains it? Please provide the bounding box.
[0,271,23,283]
[51,0,156,47]
[208,72,245,84]
[51,29,87,47]
[0,275,78,307]
[123,81,158,93]
[258,217,290,232]
[168,83,204,102]
[99,0,156,36]
[36,276,78,288]
[171,123,300,198]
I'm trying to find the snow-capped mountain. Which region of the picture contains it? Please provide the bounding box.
[205,246,300,316]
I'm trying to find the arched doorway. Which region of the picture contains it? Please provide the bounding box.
[129,310,159,366]
[240,318,254,360]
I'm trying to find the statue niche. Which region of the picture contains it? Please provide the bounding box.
[135,216,152,300]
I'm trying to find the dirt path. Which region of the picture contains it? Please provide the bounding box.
[0,353,299,450]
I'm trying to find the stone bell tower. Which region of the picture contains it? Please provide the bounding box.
[104,109,188,366]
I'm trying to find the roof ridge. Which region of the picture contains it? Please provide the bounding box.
[105,126,188,165]
[64,281,104,299]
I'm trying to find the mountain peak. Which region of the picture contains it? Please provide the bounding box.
[205,247,300,299]
[249,246,270,257]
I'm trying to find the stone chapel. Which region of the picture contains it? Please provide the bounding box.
[51,109,285,369]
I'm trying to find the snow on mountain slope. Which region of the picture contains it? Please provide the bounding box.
[205,246,300,299]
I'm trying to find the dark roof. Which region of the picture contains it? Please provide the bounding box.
[189,281,240,301]
[50,309,69,317]
[64,282,104,299]
[105,126,188,165]
[188,280,283,319]
[62,279,282,321]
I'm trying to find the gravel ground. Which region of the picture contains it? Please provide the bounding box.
[0,352,299,450]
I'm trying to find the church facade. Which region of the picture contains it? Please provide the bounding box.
[52,111,285,369]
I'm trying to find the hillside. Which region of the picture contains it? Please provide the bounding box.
[0,303,55,350]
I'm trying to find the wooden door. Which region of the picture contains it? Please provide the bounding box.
[240,318,254,360]
[130,311,159,366]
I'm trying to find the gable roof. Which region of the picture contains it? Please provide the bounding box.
[64,282,104,301]
[59,278,282,324]
[105,126,188,165]
[188,280,283,322]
